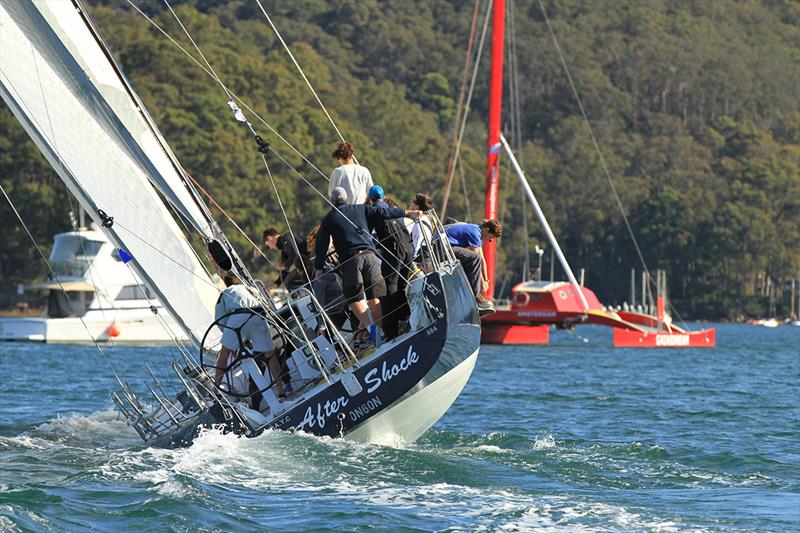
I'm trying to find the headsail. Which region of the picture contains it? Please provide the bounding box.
[0,1,219,345]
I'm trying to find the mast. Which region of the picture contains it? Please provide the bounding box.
[483,0,505,299]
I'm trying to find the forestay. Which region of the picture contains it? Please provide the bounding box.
[0,1,219,346]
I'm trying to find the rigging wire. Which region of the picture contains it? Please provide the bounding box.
[148,2,427,298]
[0,184,130,387]
[254,0,348,146]
[537,0,647,273]
[125,0,330,183]
[261,155,313,291]
[536,0,689,326]
[124,258,195,359]
[440,0,492,219]
[507,0,530,280]
[159,1,314,292]
[457,155,472,222]
[441,0,482,219]
[125,0,419,293]
[162,0,232,101]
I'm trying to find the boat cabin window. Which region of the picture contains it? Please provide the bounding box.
[47,290,94,318]
[116,284,154,300]
[49,236,104,276]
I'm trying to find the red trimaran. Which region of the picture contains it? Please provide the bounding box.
[455,0,715,348]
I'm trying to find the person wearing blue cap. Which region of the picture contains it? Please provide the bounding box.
[366,185,412,292]
[329,141,373,204]
[365,185,414,339]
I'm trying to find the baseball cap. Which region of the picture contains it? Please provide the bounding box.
[367,185,384,200]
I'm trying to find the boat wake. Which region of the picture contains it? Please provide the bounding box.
[2,419,793,531]
[0,409,140,451]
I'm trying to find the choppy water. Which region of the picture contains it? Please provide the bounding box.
[1,323,798,531]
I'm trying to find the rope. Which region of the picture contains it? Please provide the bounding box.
[183,170,272,264]
[254,0,348,145]
[440,0,492,219]
[441,0,482,218]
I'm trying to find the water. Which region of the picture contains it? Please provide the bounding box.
[1,323,798,531]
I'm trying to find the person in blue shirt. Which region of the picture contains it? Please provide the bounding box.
[445,219,502,308]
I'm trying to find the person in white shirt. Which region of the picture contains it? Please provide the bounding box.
[213,272,283,409]
[407,193,434,263]
[328,141,373,204]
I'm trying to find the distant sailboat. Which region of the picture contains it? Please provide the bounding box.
[443,0,714,348]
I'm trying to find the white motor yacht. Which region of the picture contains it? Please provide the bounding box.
[0,227,189,344]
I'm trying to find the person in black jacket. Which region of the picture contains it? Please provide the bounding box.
[366,186,416,340]
[263,228,309,291]
[315,187,421,340]
[365,185,414,295]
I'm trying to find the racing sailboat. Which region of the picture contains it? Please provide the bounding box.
[0,1,481,447]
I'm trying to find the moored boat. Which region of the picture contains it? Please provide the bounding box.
[0,227,188,344]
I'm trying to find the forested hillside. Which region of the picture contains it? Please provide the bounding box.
[1,0,798,319]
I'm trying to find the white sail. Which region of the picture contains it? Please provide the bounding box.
[0,1,220,345]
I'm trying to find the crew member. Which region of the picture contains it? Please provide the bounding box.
[445,219,502,313]
[328,141,373,204]
[213,272,283,410]
[263,228,309,291]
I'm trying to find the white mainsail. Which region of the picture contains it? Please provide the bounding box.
[0,1,220,345]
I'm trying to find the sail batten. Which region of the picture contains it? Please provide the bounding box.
[0,1,220,346]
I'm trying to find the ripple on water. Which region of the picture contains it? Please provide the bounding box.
[1,328,798,531]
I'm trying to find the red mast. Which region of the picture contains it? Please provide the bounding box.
[483,0,505,299]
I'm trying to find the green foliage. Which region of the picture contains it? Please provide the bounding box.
[1,0,798,319]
